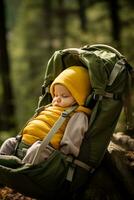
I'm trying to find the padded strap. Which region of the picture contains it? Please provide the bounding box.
[32,105,78,165]
[108,59,125,86]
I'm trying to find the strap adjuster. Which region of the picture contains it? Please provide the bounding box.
[62,105,78,118]
[62,111,69,118]
[93,94,103,101]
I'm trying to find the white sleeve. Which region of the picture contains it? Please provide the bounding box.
[60,112,89,157]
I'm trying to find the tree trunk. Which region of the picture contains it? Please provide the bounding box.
[77,0,88,31]
[0,0,16,130]
[108,0,121,45]
[58,0,67,48]
[43,0,53,52]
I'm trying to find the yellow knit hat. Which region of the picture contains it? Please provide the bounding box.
[50,66,91,106]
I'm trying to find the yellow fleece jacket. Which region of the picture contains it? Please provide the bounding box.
[22,105,91,149]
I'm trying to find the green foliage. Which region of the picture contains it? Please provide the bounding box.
[3,0,134,134]
[0,131,15,146]
[5,0,22,29]
[67,2,112,47]
[9,0,50,129]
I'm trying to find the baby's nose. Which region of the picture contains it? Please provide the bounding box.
[56,96,61,102]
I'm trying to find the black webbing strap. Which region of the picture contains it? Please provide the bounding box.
[86,91,122,109]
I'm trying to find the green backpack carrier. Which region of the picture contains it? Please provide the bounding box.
[0,44,133,199]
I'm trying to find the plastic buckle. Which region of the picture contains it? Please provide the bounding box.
[93,94,99,100]
[93,94,103,101]
[16,135,22,141]
[62,111,69,118]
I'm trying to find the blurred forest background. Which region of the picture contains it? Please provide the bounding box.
[0,0,134,144]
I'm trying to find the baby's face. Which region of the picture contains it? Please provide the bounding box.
[52,84,76,107]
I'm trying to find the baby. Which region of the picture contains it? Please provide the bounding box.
[0,66,91,164]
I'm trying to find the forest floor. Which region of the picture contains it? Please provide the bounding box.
[0,187,37,200]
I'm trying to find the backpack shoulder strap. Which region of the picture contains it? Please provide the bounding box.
[31,105,78,165]
[107,58,126,86]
